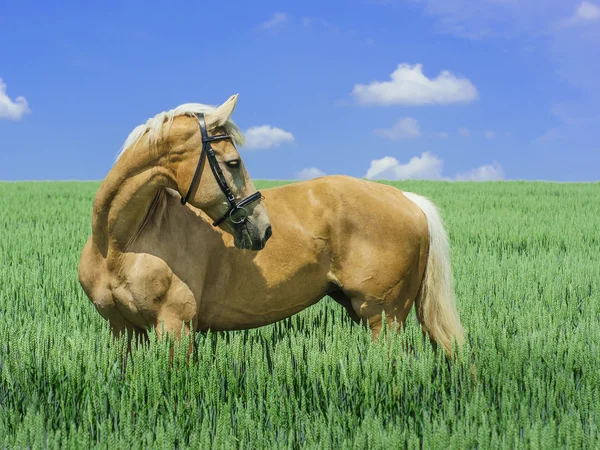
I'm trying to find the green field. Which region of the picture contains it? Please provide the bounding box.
[1,180,599,449]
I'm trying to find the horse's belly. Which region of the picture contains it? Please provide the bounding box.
[197,296,322,331]
[197,269,328,331]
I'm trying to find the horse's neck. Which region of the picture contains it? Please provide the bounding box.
[92,142,176,258]
[124,187,169,249]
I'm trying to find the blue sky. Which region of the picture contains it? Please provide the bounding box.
[1,0,599,181]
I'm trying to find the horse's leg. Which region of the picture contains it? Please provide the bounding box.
[347,287,416,341]
[154,310,195,362]
[92,298,148,370]
[334,256,424,347]
[329,291,361,324]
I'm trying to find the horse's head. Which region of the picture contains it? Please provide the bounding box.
[170,95,272,251]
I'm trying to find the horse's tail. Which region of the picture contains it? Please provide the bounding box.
[403,192,464,355]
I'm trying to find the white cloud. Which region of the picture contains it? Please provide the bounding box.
[456,162,505,181]
[375,119,455,140]
[243,125,294,150]
[0,78,30,120]
[458,127,470,137]
[365,152,505,181]
[484,131,496,138]
[365,152,445,180]
[574,1,600,20]
[563,1,600,26]
[258,12,288,31]
[352,63,479,106]
[374,117,421,140]
[297,167,327,180]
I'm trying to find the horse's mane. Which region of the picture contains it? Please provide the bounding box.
[114,103,245,163]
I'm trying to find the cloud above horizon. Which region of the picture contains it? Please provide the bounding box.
[297,167,327,180]
[243,125,294,149]
[374,117,422,140]
[364,152,504,181]
[0,78,30,120]
[561,1,600,27]
[352,63,479,106]
[258,12,288,31]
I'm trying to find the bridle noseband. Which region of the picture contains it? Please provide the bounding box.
[180,113,262,227]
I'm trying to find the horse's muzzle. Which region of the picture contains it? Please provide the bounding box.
[234,222,272,251]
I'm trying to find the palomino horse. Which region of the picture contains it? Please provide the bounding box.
[78,94,464,356]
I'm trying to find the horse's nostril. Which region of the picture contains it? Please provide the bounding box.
[264,225,273,241]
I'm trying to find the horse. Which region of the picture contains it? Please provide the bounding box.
[78,94,465,358]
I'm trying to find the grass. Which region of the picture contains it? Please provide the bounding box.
[1,180,599,449]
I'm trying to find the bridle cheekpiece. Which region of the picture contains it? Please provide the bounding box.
[180,113,262,227]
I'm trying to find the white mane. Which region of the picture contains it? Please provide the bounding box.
[115,103,245,163]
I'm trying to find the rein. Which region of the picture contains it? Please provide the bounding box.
[180,113,262,227]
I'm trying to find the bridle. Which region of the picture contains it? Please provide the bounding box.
[180,113,262,227]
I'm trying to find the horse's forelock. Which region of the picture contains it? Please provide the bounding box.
[114,104,245,164]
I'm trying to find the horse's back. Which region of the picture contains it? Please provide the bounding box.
[264,175,428,244]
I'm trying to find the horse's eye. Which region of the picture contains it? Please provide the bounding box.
[225,160,240,169]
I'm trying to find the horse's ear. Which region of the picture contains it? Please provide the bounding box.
[205,94,238,129]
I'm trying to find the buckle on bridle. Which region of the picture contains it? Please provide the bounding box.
[229,206,248,224]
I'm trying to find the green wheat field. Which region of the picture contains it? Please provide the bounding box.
[1,180,599,449]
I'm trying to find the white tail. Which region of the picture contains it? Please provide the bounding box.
[403,192,464,354]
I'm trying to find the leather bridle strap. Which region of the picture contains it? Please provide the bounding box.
[180,113,262,227]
